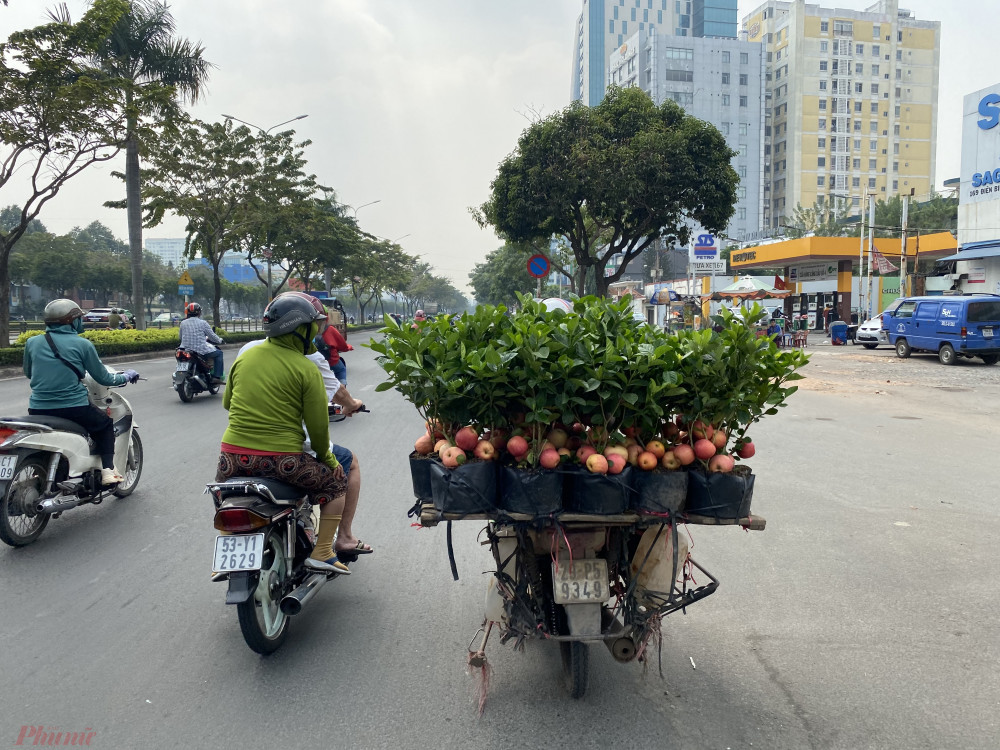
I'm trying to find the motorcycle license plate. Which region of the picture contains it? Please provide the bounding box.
[175,361,191,371]
[212,533,264,573]
[0,454,15,480]
[983,327,994,339]
[551,559,608,605]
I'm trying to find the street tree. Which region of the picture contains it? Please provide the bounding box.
[0,0,128,343]
[478,86,738,297]
[346,238,412,321]
[50,0,212,329]
[26,233,88,296]
[786,201,852,239]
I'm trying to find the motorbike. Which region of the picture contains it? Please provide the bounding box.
[0,371,144,548]
[172,347,222,402]
[209,406,368,655]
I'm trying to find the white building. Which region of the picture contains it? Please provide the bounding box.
[145,238,186,269]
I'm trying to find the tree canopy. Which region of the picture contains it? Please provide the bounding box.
[478,86,739,297]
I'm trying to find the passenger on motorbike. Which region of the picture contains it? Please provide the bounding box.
[179,302,225,383]
[318,319,352,385]
[23,299,140,485]
[217,292,354,574]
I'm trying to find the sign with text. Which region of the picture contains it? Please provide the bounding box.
[789,262,837,283]
[693,260,727,273]
[961,84,1000,205]
[690,233,719,261]
[178,284,194,296]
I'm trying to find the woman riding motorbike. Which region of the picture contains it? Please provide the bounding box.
[215,292,351,574]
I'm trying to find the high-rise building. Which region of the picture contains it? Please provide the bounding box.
[609,29,766,241]
[742,0,940,231]
[572,0,738,106]
[145,238,186,269]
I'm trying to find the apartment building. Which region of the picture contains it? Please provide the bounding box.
[742,0,940,232]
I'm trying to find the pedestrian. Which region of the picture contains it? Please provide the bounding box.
[823,305,831,333]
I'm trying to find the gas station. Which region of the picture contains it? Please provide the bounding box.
[727,231,958,328]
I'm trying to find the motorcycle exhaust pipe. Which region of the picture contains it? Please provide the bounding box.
[37,497,84,514]
[279,573,328,616]
[601,608,639,663]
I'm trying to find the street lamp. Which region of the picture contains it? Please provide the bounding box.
[220,113,308,134]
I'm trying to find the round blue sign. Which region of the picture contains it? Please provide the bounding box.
[527,254,550,278]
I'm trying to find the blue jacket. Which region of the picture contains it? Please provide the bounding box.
[23,325,126,409]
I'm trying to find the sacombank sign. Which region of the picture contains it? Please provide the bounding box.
[961,85,1000,206]
[978,93,1000,130]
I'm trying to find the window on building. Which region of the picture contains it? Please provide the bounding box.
[819,60,828,72]
[817,176,825,186]
[722,94,730,105]
[894,105,900,117]
[739,74,748,85]
[852,101,860,112]
[893,161,899,172]
[776,49,782,61]
[856,44,864,55]
[665,69,693,81]
[738,143,747,155]
[870,102,879,114]
[834,21,853,35]
[854,120,862,132]
[820,40,828,52]
[869,158,877,169]
[871,64,879,77]
[896,50,902,60]
[818,136,826,148]
[870,121,878,133]
[819,80,828,91]
[872,44,880,57]
[892,179,898,190]
[869,177,877,189]
[818,156,826,167]
[852,176,861,187]
[855,63,863,74]
[739,166,747,178]
[721,122,730,134]
[740,52,749,64]
[722,72,730,84]
[852,196,860,206]
[722,50,730,63]
[739,96,747,107]
[898,30,903,41]
[893,143,899,154]
[819,118,826,130]
[855,83,863,94]
[665,47,694,59]
[738,207,746,220]
[873,24,881,39]
[738,187,747,199]
[871,83,879,94]
[739,122,748,136]
[854,138,861,149]
[821,20,829,33]
[819,99,827,111]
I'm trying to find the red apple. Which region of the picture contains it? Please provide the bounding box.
[711,429,728,451]
[693,439,717,461]
[637,451,658,471]
[539,448,561,470]
[737,441,756,459]
[645,440,666,459]
[606,454,627,474]
[661,451,681,470]
[690,420,714,441]
[506,435,529,458]
[576,444,597,463]
[673,443,696,466]
[473,440,495,461]
[455,426,479,452]
[585,453,609,474]
[441,446,467,468]
[708,454,735,473]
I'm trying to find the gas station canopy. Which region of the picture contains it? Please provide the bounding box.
[729,232,957,272]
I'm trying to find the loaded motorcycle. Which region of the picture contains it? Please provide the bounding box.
[209,406,368,654]
[172,347,222,402]
[0,370,144,547]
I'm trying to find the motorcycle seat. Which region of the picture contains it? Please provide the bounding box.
[210,477,306,504]
[11,415,91,438]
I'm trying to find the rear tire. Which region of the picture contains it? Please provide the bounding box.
[862,343,878,350]
[981,355,999,366]
[0,459,50,547]
[895,339,911,359]
[560,641,590,699]
[938,344,957,366]
[112,432,143,498]
[178,376,194,403]
[236,528,290,654]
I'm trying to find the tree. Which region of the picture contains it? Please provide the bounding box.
[469,242,544,307]
[786,201,851,239]
[74,220,129,255]
[143,118,316,326]
[0,0,128,343]
[25,233,87,296]
[49,0,212,330]
[346,238,412,321]
[478,86,738,297]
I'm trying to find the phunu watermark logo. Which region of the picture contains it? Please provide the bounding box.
[978,93,1000,130]
[14,725,97,746]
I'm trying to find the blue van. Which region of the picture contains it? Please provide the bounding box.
[884,294,1000,365]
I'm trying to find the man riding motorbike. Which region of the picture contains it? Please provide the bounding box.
[23,299,140,485]
[216,292,354,574]
[179,302,225,383]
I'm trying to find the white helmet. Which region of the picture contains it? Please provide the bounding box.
[43,299,84,325]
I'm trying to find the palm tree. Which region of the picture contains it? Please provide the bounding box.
[49,1,212,328]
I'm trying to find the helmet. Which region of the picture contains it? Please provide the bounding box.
[43,299,84,325]
[414,309,426,320]
[185,302,202,317]
[262,292,328,339]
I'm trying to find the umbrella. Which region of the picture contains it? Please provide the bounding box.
[703,276,790,301]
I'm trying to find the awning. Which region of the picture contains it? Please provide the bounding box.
[938,241,1000,262]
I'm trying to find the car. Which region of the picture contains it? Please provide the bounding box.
[152,312,180,325]
[853,317,890,349]
[83,308,136,326]
[884,294,1000,365]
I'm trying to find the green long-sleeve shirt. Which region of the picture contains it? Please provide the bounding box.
[23,325,126,409]
[221,334,338,470]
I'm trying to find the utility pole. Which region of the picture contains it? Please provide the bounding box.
[900,189,912,297]
[857,189,867,322]
[866,194,876,321]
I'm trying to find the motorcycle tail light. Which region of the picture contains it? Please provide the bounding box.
[960,326,967,338]
[0,428,16,442]
[214,508,270,533]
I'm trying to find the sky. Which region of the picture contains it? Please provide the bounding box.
[1,0,996,295]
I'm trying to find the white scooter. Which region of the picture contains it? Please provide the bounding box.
[0,370,143,547]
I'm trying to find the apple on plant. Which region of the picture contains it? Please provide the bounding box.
[736,440,756,459]
[455,426,479,452]
[672,443,696,465]
[661,450,681,470]
[576,444,597,463]
[441,446,467,468]
[708,454,735,473]
[693,439,717,461]
[474,440,495,460]
[539,448,561,469]
[414,434,434,455]
[637,451,658,471]
[606,454,626,474]
[585,453,609,474]
[644,440,666,459]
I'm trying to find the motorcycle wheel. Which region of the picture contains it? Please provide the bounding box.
[0,459,50,547]
[112,432,144,498]
[237,528,290,654]
[178,376,194,403]
[560,641,590,699]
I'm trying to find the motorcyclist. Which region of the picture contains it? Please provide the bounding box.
[318,317,352,385]
[23,299,140,486]
[411,309,426,330]
[216,292,353,574]
[179,302,225,383]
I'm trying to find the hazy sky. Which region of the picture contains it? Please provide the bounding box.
[1,0,995,293]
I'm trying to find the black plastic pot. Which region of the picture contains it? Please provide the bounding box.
[564,466,633,514]
[631,469,688,514]
[429,459,497,515]
[409,452,437,502]
[685,469,755,519]
[498,466,563,516]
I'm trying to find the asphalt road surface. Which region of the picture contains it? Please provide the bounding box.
[0,340,997,750]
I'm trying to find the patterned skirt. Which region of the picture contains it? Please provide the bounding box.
[216,452,348,505]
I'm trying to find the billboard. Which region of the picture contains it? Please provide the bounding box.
[961,84,1000,206]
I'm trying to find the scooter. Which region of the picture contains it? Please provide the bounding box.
[209,406,369,655]
[0,371,144,547]
[172,347,222,402]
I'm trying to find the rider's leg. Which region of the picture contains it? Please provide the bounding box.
[335,453,369,554]
[207,349,224,378]
[30,405,119,482]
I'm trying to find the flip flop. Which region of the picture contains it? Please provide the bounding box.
[336,539,374,556]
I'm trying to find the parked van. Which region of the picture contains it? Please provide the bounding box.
[884,294,1000,365]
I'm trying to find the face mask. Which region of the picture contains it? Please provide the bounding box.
[71,318,85,334]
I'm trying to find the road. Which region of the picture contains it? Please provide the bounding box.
[0,340,998,749]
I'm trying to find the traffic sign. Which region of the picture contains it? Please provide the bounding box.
[178,284,194,296]
[527,254,550,278]
[178,270,194,286]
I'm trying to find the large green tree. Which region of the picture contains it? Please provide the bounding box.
[0,0,127,343]
[478,86,738,297]
[49,0,212,330]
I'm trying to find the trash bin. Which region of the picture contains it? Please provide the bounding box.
[830,321,848,346]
